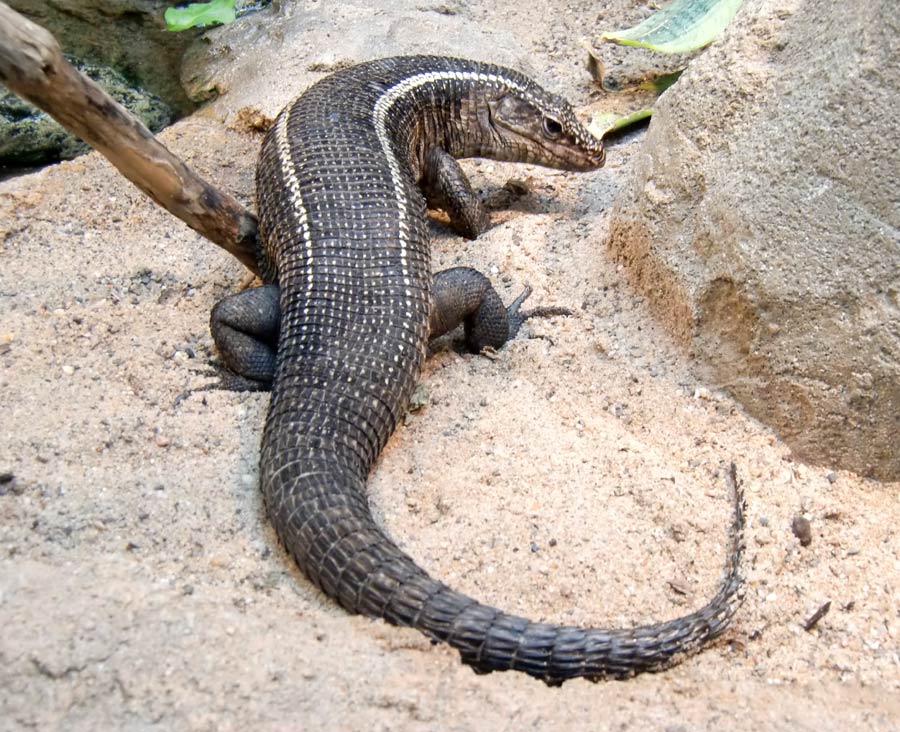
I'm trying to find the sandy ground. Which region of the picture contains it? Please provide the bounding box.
[1,1,898,730]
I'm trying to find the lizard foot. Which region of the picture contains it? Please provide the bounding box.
[505,285,572,340]
[430,267,572,353]
[175,363,271,406]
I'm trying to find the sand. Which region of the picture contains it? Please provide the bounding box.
[1,1,897,729]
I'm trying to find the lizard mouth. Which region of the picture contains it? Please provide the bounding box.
[541,138,606,171]
[575,144,606,170]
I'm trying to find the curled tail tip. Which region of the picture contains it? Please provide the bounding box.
[277,456,748,685]
[725,459,748,592]
[391,460,748,684]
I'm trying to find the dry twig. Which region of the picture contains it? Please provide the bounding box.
[0,2,260,274]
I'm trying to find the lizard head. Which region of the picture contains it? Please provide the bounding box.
[482,87,605,171]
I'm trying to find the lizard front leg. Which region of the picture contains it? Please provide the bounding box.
[430,267,570,353]
[422,150,569,351]
[421,148,490,239]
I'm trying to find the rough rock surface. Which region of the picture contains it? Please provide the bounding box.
[7,0,199,114]
[180,0,537,115]
[0,58,172,166]
[608,0,900,480]
[1,1,898,730]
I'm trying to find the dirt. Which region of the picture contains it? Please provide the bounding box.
[0,1,897,730]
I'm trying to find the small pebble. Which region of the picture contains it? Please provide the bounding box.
[0,472,15,496]
[668,579,691,596]
[504,178,532,195]
[408,384,429,412]
[792,515,812,546]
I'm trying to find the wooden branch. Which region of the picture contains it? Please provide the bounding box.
[0,2,260,275]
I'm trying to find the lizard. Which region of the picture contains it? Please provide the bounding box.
[207,55,745,684]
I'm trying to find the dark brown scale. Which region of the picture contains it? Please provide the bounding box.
[211,55,744,684]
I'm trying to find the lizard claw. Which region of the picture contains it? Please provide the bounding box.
[174,363,271,406]
[506,285,573,339]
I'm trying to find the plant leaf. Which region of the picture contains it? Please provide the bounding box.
[164,0,236,32]
[589,108,653,139]
[590,112,622,137]
[600,0,744,54]
[639,69,684,93]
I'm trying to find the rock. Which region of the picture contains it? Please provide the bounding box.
[791,515,812,547]
[1,58,172,166]
[608,0,899,480]
[7,0,198,114]
[587,4,698,93]
[179,0,532,118]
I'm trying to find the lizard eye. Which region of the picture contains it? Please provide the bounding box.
[542,116,563,138]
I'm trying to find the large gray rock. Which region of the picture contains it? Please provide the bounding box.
[1,59,172,166]
[608,0,899,480]
[179,0,535,120]
[7,0,198,114]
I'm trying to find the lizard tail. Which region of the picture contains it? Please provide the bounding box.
[263,437,746,684]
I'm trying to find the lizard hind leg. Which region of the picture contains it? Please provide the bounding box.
[207,283,281,392]
[429,267,571,353]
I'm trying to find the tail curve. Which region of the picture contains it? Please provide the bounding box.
[264,444,746,684]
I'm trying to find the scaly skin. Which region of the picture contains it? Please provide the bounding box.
[226,56,745,684]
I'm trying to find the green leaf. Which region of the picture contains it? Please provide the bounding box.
[600,0,744,54]
[164,0,236,32]
[590,109,654,139]
[639,69,684,93]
